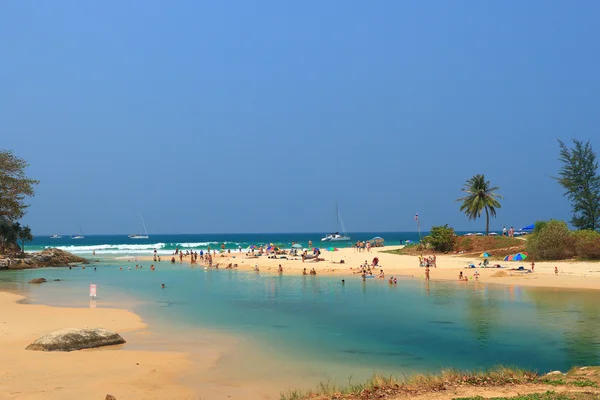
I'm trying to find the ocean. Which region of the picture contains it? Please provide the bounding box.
[27,232,426,256]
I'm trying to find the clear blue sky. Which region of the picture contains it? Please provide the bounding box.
[2,1,599,235]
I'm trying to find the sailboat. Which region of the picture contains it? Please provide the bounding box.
[321,202,351,242]
[129,215,149,239]
[71,226,84,240]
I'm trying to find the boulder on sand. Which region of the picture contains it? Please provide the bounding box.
[25,328,126,352]
[29,278,47,284]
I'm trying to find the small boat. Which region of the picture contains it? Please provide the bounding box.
[71,225,84,239]
[50,235,62,239]
[321,202,351,242]
[321,232,351,242]
[129,215,149,239]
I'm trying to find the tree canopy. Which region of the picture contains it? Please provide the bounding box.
[456,174,503,235]
[0,150,39,222]
[556,139,600,231]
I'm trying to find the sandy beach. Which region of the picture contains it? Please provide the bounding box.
[143,245,600,291]
[0,291,196,400]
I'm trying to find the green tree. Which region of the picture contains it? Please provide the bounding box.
[17,225,33,253]
[526,220,575,260]
[556,139,600,230]
[0,150,39,221]
[423,224,455,252]
[0,219,19,254]
[456,174,503,235]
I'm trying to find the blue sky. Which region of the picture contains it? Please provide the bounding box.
[2,1,599,235]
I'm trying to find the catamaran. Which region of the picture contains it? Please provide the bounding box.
[129,215,149,239]
[321,202,351,242]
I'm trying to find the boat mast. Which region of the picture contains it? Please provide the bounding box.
[140,215,148,236]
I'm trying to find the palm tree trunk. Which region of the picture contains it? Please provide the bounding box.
[485,207,490,235]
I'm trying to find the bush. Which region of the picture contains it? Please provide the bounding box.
[423,225,455,253]
[526,220,575,260]
[571,230,600,260]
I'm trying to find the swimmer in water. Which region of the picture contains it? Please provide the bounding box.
[161,283,165,289]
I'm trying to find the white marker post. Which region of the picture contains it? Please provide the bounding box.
[90,284,97,299]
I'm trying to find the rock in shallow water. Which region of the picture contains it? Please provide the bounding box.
[28,278,47,284]
[26,328,126,352]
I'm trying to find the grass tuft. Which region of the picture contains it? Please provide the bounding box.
[281,366,600,400]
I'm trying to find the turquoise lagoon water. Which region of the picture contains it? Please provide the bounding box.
[2,258,600,382]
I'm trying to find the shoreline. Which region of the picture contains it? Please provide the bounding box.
[135,245,600,291]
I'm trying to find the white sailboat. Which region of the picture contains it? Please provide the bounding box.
[321,202,351,242]
[71,226,84,240]
[129,215,149,239]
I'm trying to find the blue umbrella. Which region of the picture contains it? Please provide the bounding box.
[291,243,303,249]
[513,253,527,261]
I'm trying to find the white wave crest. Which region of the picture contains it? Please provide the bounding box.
[173,242,231,248]
[47,243,166,253]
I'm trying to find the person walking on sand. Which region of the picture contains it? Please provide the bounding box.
[425,265,430,281]
[531,261,535,272]
[555,266,558,275]
[474,270,479,281]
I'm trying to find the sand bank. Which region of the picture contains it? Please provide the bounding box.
[0,291,194,400]
[145,246,600,290]
[0,290,329,400]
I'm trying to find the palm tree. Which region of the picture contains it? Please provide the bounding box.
[456,174,503,235]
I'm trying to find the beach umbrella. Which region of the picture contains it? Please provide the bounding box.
[513,253,527,261]
[326,247,338,261]
[503,255,514,261]
[291,243,303,249]
[480,252,491,258]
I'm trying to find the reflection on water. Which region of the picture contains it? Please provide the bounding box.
[1,264,599,381]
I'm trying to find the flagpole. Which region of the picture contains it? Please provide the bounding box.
[416,213,421,243]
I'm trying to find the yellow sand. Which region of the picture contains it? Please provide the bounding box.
[148,245,600,290]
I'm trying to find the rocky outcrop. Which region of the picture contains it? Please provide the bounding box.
[29,278,47,284]
[25,328,126,352]
[2,248,88,270]
[106,395,117,400]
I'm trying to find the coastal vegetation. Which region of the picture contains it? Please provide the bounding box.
[423,224,455,252]
[526,220,600,260]
[0,150,37,255]
[387,234,524,257]
[280,366,600,400]
[456,175,503,236]
[556,139,600,231]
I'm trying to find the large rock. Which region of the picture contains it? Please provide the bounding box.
[4,248,88,270]
[29,278,47,284]
[26,328,126,352]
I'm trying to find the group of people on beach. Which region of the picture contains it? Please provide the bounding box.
[419,255,436,268]
[354,241,371,252]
